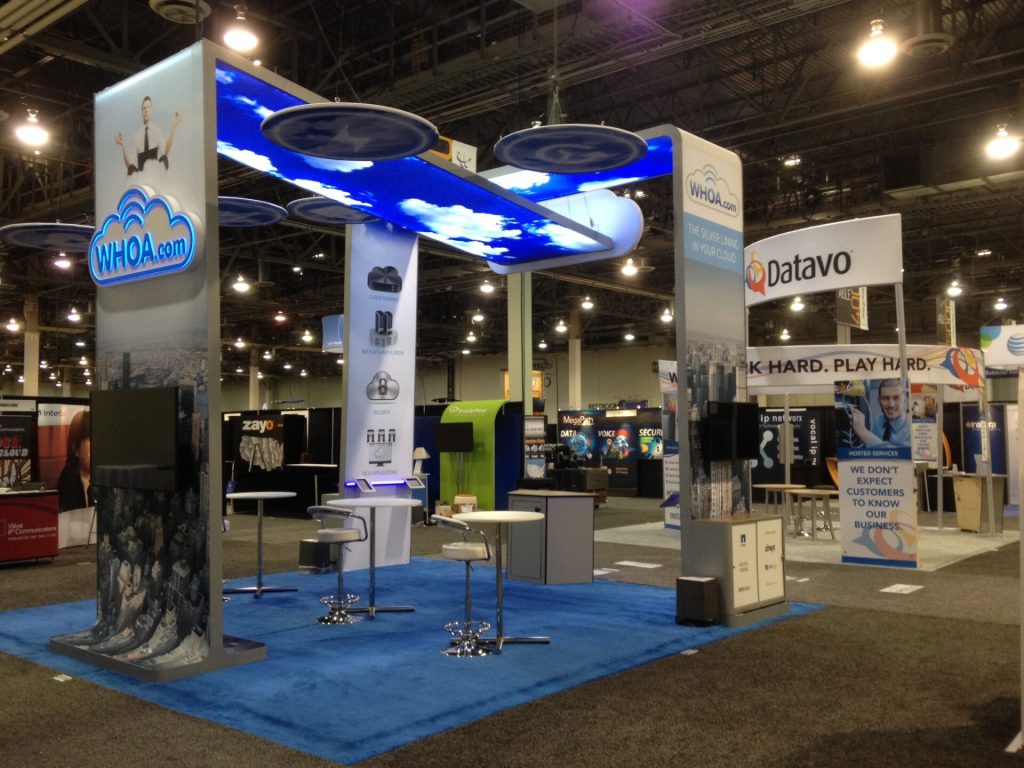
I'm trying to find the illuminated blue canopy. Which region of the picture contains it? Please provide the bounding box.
[215,62,672,269]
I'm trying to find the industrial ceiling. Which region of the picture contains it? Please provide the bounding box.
[0,0,1022,387]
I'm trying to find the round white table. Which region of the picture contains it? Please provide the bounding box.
[225,491,297,597]
[453,510,547,651]
[327,496,422,619]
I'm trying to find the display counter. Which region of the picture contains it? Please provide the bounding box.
[680,514,787,627]
[0,490,59,563]
[952,473,1005,533]
[506,489,595,584]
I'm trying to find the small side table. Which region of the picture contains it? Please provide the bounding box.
[453,510,548,652]
[224,491,298,597]
[326,496,421,619]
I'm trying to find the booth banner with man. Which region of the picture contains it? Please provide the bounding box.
[835,378,917,567]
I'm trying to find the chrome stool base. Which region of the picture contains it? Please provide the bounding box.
[318,593,363,625]
[443,620,492,657]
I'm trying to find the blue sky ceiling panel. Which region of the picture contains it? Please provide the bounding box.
[215,63,644,269]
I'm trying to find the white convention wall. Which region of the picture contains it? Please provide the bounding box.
[219,342,675,415]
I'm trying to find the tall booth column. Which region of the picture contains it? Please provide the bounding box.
[568,308,582,410]
[22,295,39,396]
[248,347,259,409]
[506,272,533,404]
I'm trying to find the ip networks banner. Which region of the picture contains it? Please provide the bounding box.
[743,215,902,307]
[747,344,984,391]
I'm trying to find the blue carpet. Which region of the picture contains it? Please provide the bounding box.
[0,558,821,764]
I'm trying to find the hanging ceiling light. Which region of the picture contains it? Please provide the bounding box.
[975,248,992,257]
[624,332,635,341]
[554,319,568,334]
[461,348,471,355]
[66,307,81,323]
[946,279,963,297]
[53,252,72,270]
[234,336,246,349]
[336,357,344,365]
[6,318,19,332]
[660,307,674,323]
[580,296,594,310]
[301,328,313,342]
[780,328,791,341]
[274,310,287,323]
[257,371,264,379]
[480,279,495,294]
[471,309,485,323]
[232,274,251,293]
[75,339,86,348]
[538,339,548,350]
[262,349,272,360]
[782,154,802,168]
[15,108,49,147]
[621,258,638,277]
[235,366,244,374]
[466,331,477,342]
[985,123,1021,160]
[78,356,88,366]
[223,4,258,53]
[283,362,293,370]
[790,296,805,312]
[994,297,1008,311]
[300,369,308,377]
[857,19,898,69]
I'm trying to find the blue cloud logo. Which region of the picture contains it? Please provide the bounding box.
[89,186,202,286]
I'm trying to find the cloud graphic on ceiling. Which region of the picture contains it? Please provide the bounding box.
[292,178,371,208]
[218,141,278,174]
[233,94,274,120]
[301,156,374,172]
[578,176,642,193]
[399,198,522,243]
[490,170,551,192]
[527,221,597,250]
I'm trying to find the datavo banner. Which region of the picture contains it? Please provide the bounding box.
[743,214,903,306]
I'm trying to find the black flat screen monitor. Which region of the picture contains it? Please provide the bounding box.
[706,401,760,461]
[91,387,178,491]
[434,421,473,453]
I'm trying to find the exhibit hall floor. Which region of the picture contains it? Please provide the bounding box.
[0,497,1021,767]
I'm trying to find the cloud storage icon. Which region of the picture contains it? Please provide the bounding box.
[366,371,400,400]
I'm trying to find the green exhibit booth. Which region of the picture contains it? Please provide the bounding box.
[437,400,524,512]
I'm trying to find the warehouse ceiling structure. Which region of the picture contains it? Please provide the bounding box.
[0,0,1022,388]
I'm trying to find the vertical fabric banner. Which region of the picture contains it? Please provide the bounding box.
[835,379,917,567]
[658,360,681,526]
[680,132,747,519]
[341,221,418,570]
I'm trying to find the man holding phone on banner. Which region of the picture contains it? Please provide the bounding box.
[851,378,910,448]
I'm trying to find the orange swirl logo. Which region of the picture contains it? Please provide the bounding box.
[745,253,766,295]
[943,347,982,387]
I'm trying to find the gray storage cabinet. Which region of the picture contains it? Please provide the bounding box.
[506,490,595,584]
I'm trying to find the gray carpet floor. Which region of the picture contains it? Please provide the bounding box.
[1,498,1022,767]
